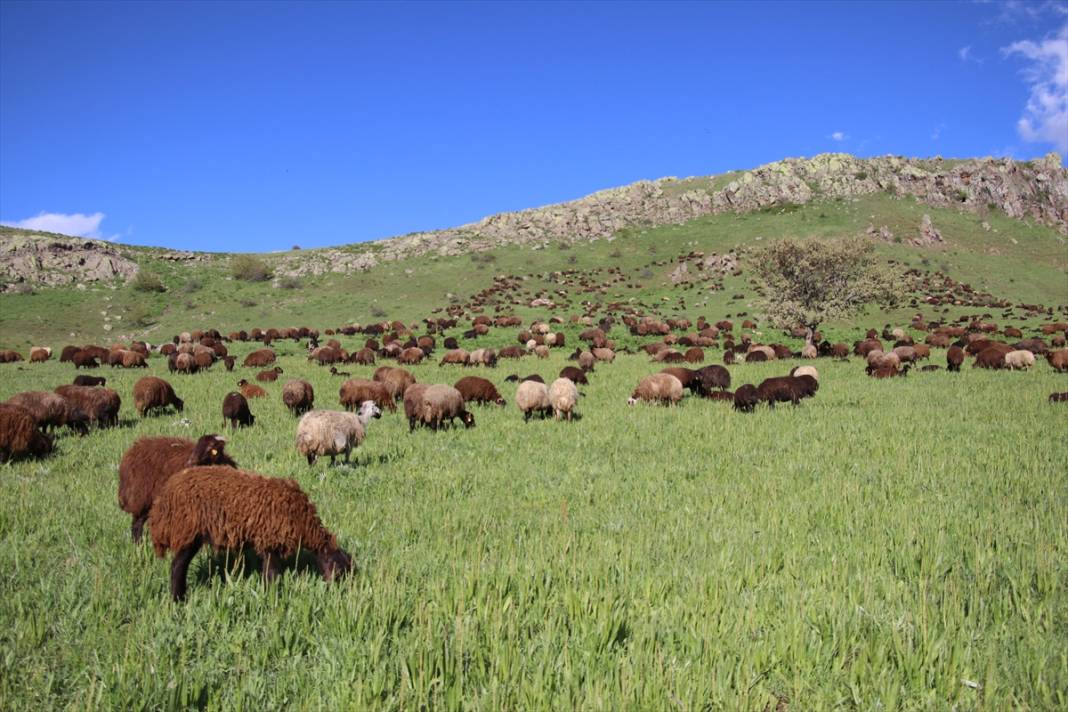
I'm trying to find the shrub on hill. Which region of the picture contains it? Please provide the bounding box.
[131,271,166,293]
[231,255,272,282]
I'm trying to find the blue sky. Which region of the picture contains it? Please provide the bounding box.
[1,1,1065,251]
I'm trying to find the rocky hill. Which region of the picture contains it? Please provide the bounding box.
[1,151,1065,291]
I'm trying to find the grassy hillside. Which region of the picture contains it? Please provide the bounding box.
[1,192,1066,350]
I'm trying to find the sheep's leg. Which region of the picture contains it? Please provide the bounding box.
[263,552,281,583]
[306,453,315,465]
[170,537,203,602]
[131,514,147,543]
[329,454,336,466]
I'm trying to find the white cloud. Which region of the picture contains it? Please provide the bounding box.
[931,122,947,140]
[1002,24,1068,154]
[1,211,119,240]
[958,45,983,63]
[830,131,847,141]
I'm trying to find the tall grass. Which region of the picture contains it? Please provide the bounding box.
[0,342,1065,709]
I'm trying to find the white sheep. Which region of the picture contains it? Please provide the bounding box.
[295,401,381,465]
[548,377,579,421]
[516,380,551,421]
[1004,350,1036,370]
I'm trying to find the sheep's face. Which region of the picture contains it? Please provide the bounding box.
[495,397,507,407]
[317,548,353,582]
[461,411,476,429]
[359,401,382,420]
[626,397,638,406]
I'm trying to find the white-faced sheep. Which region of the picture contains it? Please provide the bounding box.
[295,401,381,465]
[1004,350,1036,370]
[516,380,552,421]
[627,373,684,406]
[548,378,579,421]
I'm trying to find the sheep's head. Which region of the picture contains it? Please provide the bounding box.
[626,397,638,406]
[358,401,382,421]
[494,397,507,407]
[317,547,352,582]
[461,411,476,429]
[189,434,236,467]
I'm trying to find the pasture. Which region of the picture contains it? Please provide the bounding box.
[1,343,1066,709]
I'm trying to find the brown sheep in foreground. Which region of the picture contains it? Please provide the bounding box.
[282,380,315,416]
[454,376,506,406]
[4,391,87,433]
[53,385,120,428]
[0,404,53,462]
[133,377,184,417]
[339,378,395,413]
[628,373,683,406]
[117,434,235,542]
[149,466,352,601]
[242,349,277,368]
[238,379,267,399]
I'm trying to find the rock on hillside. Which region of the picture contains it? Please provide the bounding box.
[0,233,140,291]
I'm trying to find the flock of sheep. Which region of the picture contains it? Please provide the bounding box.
[1,310,1065,601]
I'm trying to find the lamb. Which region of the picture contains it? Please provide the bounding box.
[117,434,235,542]
[516,380,552,421]
[242,349,277,367]
[222,392,255,428]
[149,466,352,601]
[73,375,106,387]
[238,379,267,399]
[339,378,395,412]
[627,373,684,406]
[53,385,120,428]
[295,401,381,465]
[420,385,475,430]
[947,345,965,372]
[1003,350,1036,370]
[733,384,759,412]
[256,366,284,382]
[403,383,430,431]
[373,367,416,401]
[454,376,506,406]
[548,378,579,421]
[4,391,86,433]
[133,377,185,417]
[282,379,315,416]
[0,404,53,462]
[29,347,52,363]
[558,366,589,385]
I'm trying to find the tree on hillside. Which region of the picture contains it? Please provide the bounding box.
[753,237,899,346]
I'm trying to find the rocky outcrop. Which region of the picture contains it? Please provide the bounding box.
[914,214,944,247]
[0,232,140,291]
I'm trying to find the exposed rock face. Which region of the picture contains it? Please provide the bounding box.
[914,214,944,247]
[0,233,140,291]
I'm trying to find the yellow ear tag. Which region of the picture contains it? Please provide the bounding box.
[210,449,218,456]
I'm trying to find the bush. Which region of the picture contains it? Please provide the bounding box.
[277,276,302,290]
[127,304,157,326]
[369,305,387,318]
[131,271,166,293]
[231,255,272,282]
[181,279,202,293]
[239,298,257,308]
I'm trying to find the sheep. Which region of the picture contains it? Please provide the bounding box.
[4,391,86,434]
[552,366,585,386]
[800,344,817,359]
[548,378,579,421]
[349,348,376,365]
[373,367,416,401]
[973,347,1007,369]
[122,350,149,368]
[498,345,525,359]
[53,385,120,428]
[403,383,430,432]
[1049,392,1068,403]
[533,345,550,359]
[149,466,352,601]
[133,377,184,417]
[420,385,475,431]
[578,351,596,371]
[72,375,106,387]
[892,346,917,363]
[745,351,768,363]
[242,349,277,367]
[117,434,235,542]
[454,376,506,406]
[29,347,52,363]
[705,390,735,402]
[683,347,705,364]
[222,392,255,428]
[627,373,684,406]
[256,366,284,382]
[1004,350,1036,370]
[468,348,498,367]
[282,379,315,416]
[0,404,53,462]
[505,374,545,384]
[296,401,381,465]
[788,366,819,382]
[173,352,197,374]
[238,379,267,399]
[733,384,759,412]
[755,376,810,407]
[0,350,24,363]
[869,364,912,379]
[748,345,776,360]
[398,347,425,365]
[1044,350,1068,373]
[72,351,100,369]
[339,378,395,412]
[947,345,965,372]
[591,347,615,363]
[660,367,700,394]
[516,380,552,421]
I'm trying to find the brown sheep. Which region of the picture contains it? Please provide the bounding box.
[174,352,198,374]
[398,347,425,365]
[558,366,588,385]
[660,367,700,394]
[403,383,430,431]
[117,434,235,542]
[439,349,470,366]
[947,345,965,372]
[133,377,185,417]
[0,350,24,363]
[755,376,810,407]
[238,379,267,399]
[149,467,352,601]
[733,384,759,412]
[53,385,120,428]
[1049,392,1068,403]
[222,392,255,428]
[256,366,284,382]
[373,367,416,401]
[454,376,506,406]
[29,347,51,363]
[282,379,315,416]
[592,347,615,363]
[0,403,53,462]
[498,345,525,359]
[578,351,596,371]
[242,349,277,368]
[339,378,395,413]
[73,375,106,387]
[421,385,475,430]
[628,373,684,406]
[72,351,100,369]
[1046,350,1068,373]
[4,391,86,433]
[349,348,376,365]
[973,347,1007,369]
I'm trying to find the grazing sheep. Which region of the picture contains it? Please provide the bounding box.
[29,347,52,363]
[454,376,506,406]
[705,390,735,402]
[1049,392,1068,403]
[398,347,425,365]
[72,351,100,369]
[627,373,684,406]
[403,383,430,432]
[660,367,700,394]
[695,365,731,393]
[468,348,498,367]
[296,401,381,465]
[133,377,184,417]
[173,352,197,374]
[0,350,24,363]
[505,374,545,384]
[0,404,53,462]
[1004,350,1036,370]
[350,348,376,365]
[548,378,579,421]
[516,380,552,421]
[421,385,475,431]
[53,385,120,428]
[683,347,705,364]
[868,364,912,379]
[4,391,86,433]
[242,349,277,367]
[755,377,808,407]
[149,467,352,601]
[788,366,819,382]
[73,375,106,387]
[282,379,315,416]
[558,366,589,385]
[578,351,596,371]
[533,345,550,359]
[339,378,395,413]
[374,367,416,401]
[733,384,759,413]
[591,347,615,363]
[1045,350,1068,373]
[800,344,817,359]
[256,366,284,382]
[117,434,235,542]
[892,346,917,363]
[222,356,235,371]
[947,346,965,372]
[222,392,255,428]
[973,347,1007,370]
[238,379,267,399]
[439,349,470,366]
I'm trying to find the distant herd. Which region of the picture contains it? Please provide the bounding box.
[1,310,1065,600]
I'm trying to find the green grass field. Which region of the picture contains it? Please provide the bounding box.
[1,342,1066,709]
